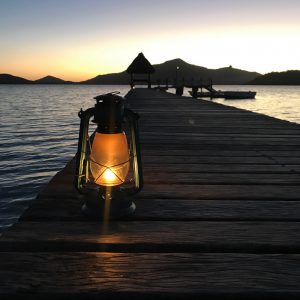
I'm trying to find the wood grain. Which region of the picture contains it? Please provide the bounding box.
[1,221,300,253]
[0,252,300,299]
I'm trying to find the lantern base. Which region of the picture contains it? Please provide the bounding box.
[81,189,136,220]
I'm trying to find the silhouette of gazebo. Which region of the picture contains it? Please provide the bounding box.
[126,53,155,88]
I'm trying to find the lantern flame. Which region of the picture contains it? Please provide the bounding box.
[90,132,130,186]
[103,168,117,183]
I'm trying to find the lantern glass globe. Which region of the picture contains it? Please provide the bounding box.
[90,132,130,186]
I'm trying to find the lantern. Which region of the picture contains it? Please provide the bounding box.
[75,92,143,219]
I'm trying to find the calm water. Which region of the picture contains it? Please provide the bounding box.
[185,85,300,124]
[0,84,300,232]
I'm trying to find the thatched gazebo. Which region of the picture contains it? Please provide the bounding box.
[126,53,155,88]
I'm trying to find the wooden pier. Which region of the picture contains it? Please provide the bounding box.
[1,88,300,299]
[152,79,219,97]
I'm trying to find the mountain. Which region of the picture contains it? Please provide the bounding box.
[0,59,261,85]
[80,72,128,85]
[0,74,32,84]
[34,75,73,84]
[81,58,261,85]
[153,59,261,84]
[247,70,300,85]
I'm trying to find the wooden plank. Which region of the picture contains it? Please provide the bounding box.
[20,198,300,222]
[140,121,294,127]
[141,149,300,157]
[35,183,300,200]
[139,119,296,124]
[136,184,300,200]
[143,164,299,174]
[142,156,275,164]
[0,252,300,299]
[142,173,300,185]
[134,199,300,221]
[1,221,300,253]
[141,134,300,141]
[140,143,300,151]
[269,157,300,164]
[285,165,300,172]
[59,160,297,174]
[140,138,300,146]
[54,172,300,185]
[140,122,300,128]
[137,111,287,117]
[140,128,300,135]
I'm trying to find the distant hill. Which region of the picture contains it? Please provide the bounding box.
[81,72,128,85]
[152,59,261,85]
[0,74,32,84]
[247,70,300,85]
[34,75,73,84]
[81,58,261,85]
[0,59,261,85]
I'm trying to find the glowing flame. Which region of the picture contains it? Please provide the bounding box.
[103,168,117,183]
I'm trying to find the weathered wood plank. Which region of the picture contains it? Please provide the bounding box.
[0,252,300,299]
[141,128,300,135]
[143,164,298,174]
[59,160,298,174]
[140,124,300,131]
[142,156,275,164]
[140,122,298,129]
[269,157,300,164]
[141,149,300,157]
[20,198,300,222]
[140,143,300,151]
[1,221,300,253]
[54,172,300,185]
[142,173,300,185]
[137,184,300,200]
[140,138,300,146]
[36,183,300,200]
[141,133,300,139]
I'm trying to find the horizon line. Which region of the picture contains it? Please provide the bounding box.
[1,57,299,82]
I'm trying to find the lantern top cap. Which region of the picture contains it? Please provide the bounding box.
[126,53,155,74]
[94,92,123,104]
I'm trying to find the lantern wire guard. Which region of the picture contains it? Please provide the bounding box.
[75,92,143,220]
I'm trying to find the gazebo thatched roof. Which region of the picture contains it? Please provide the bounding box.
[126,53,155,74]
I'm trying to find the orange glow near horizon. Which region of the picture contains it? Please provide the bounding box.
[2,24,300,81]
[1,1,299,80]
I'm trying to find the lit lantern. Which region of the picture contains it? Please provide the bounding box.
[75,92,143,219]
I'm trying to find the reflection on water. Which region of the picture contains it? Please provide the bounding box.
[0,84,300,232]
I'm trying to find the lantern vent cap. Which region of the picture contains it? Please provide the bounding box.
[94,92,121,104]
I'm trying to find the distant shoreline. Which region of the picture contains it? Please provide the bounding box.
[1,83,300,86]
[0,58,261,85]
[1,60,299,85]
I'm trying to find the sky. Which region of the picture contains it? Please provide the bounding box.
[0,0,299,81]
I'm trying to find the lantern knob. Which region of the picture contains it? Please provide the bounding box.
[93,92,125,134]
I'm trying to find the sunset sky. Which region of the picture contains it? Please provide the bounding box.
[0,0,299,81]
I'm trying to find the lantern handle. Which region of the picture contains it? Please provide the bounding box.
[124,108,143,195]
[75,107,95,193]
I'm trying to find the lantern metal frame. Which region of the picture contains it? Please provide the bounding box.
[75,92,143,219]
